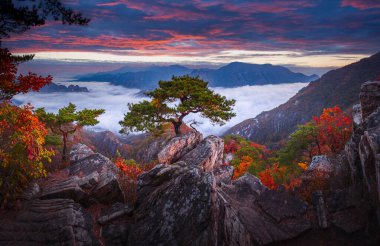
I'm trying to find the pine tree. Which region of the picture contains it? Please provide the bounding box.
[35,103,104,161]
[120,75,236,135]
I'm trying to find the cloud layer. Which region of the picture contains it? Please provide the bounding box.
[3,0,379,66]
[13,81,307,136]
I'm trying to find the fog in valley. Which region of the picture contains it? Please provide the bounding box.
[14,80,308,136]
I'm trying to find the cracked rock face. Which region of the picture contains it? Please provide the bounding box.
[157,131,203,164]
[180,135,224,172]
[0,199,97,245]
[130,162,214,245]
[359,107,380,208]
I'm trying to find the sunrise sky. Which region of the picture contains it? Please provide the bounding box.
[4,0,380,69]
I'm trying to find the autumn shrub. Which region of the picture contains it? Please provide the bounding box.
[0,102,54,206]
[224,135,270,178]
[313,106,352,155]
[224,106,352,193]
[114,156,155,204]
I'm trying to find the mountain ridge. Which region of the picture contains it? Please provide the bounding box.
[75,62,318,89]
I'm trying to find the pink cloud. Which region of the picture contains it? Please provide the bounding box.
[341,0,380,9]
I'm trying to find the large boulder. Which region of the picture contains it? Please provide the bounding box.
[39,144,124,205]
[308,155,334,174]
[70,143,95,163]
[157,131,203,164]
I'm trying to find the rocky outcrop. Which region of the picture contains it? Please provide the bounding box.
[359,107,380,209]
[130,124,197,164]
[0,199,97,245]
[41,144,124,206]
[121,136,310,245]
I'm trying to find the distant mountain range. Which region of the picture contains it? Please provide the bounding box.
[39,83,89,93]
[75,62,319,89]
[225,52,380,147]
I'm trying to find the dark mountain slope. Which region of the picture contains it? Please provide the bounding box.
[225,52,380,145]
[191,62,318,87]
[76,63,318,89]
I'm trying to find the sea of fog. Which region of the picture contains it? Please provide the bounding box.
[13,81,308,136]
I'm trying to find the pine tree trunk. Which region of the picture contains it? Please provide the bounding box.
[173,121,182,136]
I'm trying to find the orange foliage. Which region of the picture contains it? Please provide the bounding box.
[115,157,144,181]
[0,101,54,206]
[258,164,287,190]
[298,162,308,171]
[0,48,52,100]
[233,155,253,179]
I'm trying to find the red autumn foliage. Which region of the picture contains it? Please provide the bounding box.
[312,106,352,155]
[224,139,239,154]
[0,48,52,100]
[258,168,278,190]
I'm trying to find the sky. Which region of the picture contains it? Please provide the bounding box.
[4,0,380,71]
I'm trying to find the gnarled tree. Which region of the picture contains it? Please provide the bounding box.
[120,75,236,135]
[35,103,104,161]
